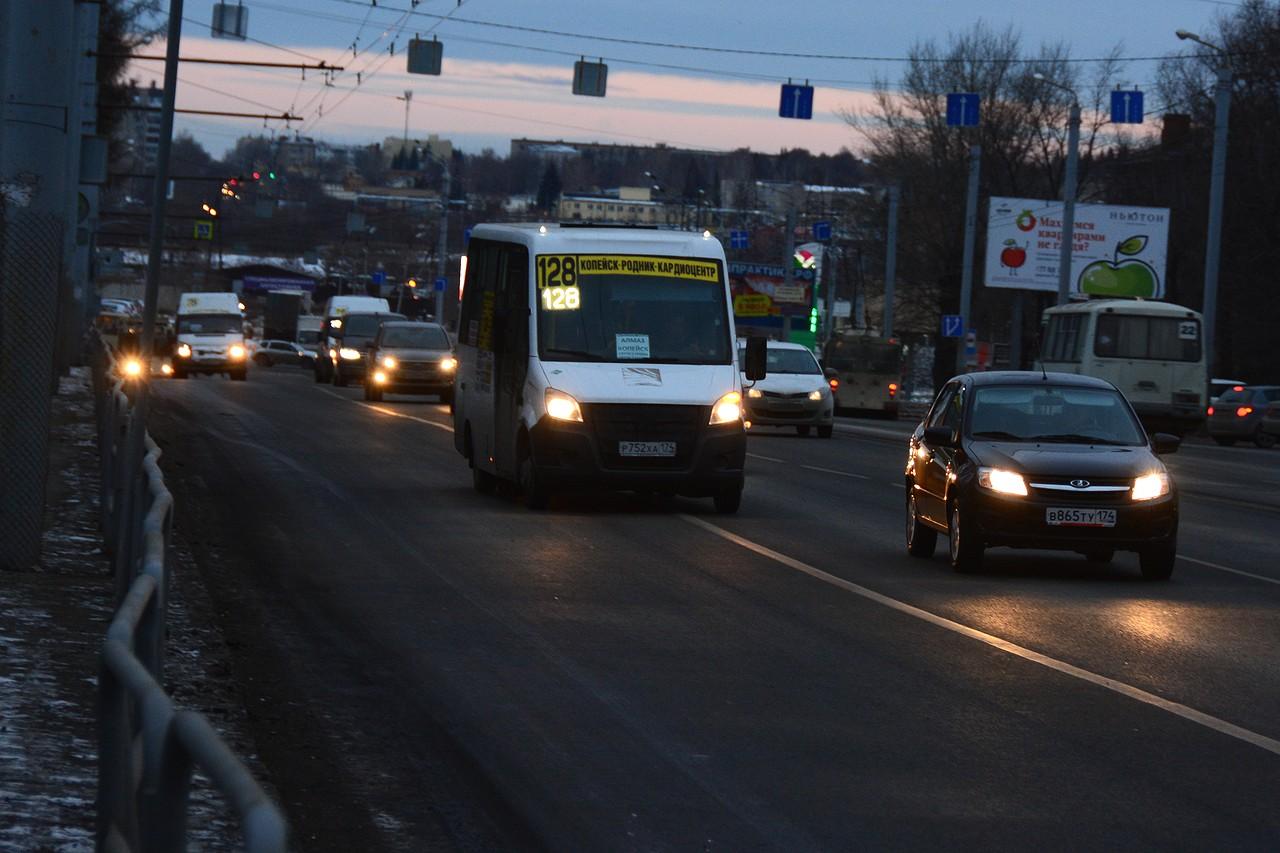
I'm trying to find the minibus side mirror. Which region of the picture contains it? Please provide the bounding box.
[744,337,767,381]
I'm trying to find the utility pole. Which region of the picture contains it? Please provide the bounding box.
[782,203,796,343]
[435,162,450,323]
[396,90,413,149]
[1176,29,1232,381]
[1034,72,1082,306]
[0,0,77,569]
[956,144,981,374]
[883,184,900,339]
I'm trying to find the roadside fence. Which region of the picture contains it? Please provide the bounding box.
[90,337,288,853]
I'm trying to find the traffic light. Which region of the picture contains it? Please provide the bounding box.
[808,307,818,333]
[407,278,417,288]
[228,177,238,187]
[252,171,261,181]
[268,171,276,180]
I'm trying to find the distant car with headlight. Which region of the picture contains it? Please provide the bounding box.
[323,310,406,387]
[364,321,456,403]
[904,371,1180,579]
[738,340,833,437]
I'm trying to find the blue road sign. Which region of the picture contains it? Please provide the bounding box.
[370,270,386,285]
[729,230,749,250]
[1110,90,1144,124]
[434,277,446,292]
[779,83,814,120]
[812,221,832,242]
[945,93,980,127]
[941,314,964,338]
[463,226,472,244]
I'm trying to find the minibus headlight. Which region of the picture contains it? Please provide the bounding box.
[1131,471,1170,501]
[228,344,246,360]
[382,356,398,370]
[373,370,389,385]
[440,356,457,372]
[746,388,763,399]
[339,347,362,361]
[710,391,743,425]
[120,357,145,379]
[978,466,1027,496]
[176,343,192,358]
[545,389,583,423]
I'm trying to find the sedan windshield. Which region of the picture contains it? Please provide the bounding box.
[738,348,820,374]
[381,326,449,349]
[537,255,730,364]
[969,385,1146,446]
[342,313,406,339]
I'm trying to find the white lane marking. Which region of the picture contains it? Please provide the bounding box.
[1179,555,1280,587]
[890,482,906,489]
[801,464,869,480]
[747,452,786,463]
[316,387,453,433]
[680,514,1280,758]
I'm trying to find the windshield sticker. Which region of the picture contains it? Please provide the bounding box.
[615,333,650,360]
[622,367,662,386]
[538,254,719,288]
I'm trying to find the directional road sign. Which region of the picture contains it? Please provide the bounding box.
[812,221,832,242]
[1110,90,1144,124]
[779,83,814,120]
[434,277,446,292]
[729,230,749,250]
[945,93,980,127]
[463,226,472,244]
[941,314,964,338]
[193,220,214,240]
[371,270,386,286]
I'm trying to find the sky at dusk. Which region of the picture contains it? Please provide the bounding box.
[137,0,1238,158]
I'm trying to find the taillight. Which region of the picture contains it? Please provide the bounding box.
[888,382,898,398]
[1232,385,1245,392]
[1206,406,1214,416]
[829,378,840,391]
[1237,406,1254,417]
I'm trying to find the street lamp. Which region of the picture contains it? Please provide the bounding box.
[1033,72,1082,306]
[1176,28,1231,382]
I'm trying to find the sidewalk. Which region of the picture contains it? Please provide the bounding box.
[0,369,271,852]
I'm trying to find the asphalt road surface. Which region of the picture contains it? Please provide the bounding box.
[149,366,1280,851]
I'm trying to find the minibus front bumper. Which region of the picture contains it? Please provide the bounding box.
[529,407,745,497]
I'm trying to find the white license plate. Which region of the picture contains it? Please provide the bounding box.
[1046,507,1117,528]
[619,441,676,458]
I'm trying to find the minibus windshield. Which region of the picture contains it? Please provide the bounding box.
[536,256,730,365]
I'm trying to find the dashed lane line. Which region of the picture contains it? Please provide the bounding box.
[680,513,1280,759]
[747,452,870,480]
[1179,555,1280,587]
[316,387,454,433]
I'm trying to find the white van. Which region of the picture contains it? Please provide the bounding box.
[174,292,248,380]
[315,295,391,382]
[453,225,752,512]
[1038,299,1206,435]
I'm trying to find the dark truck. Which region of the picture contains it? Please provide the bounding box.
[263,291,303,342]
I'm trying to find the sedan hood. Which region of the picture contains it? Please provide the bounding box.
[743,373,826,394]
[539,362,738,406]
[969,441,1158,478]
[379,347,452,361]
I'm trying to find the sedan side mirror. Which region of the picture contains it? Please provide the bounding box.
[823,367,839,380]
[923,425,959,448]
[744,336,767,381]
[1151,432,1181,455]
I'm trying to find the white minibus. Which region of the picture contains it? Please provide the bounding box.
[453,225,761,512]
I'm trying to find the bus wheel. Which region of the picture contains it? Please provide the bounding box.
[520,455,550,510]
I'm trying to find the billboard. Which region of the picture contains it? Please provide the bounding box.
[985,197,1170,298]
[728,261,816,322]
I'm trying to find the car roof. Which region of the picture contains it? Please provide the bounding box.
[1043,299,1201,318]
[764,341,816,352]
[957,370,1117,390]
[468,223,727,260]
[379,320,444,329]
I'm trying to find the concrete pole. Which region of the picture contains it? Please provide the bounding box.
[434,162,450,323]
[112,0,183,595]
[0,0,75,569]
[1055,102,1082,306]
[955,144,981,374]
[1201,63,1232,380]
[782,205,796,342]
[1009,290,1024,369]
[883,184,900,339]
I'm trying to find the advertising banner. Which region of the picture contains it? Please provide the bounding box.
[985,197,1170,298]
[240,275,317,294]
[728,261,816,322]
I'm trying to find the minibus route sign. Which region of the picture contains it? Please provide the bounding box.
[537,254,720,289]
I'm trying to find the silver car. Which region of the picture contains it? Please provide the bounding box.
[364,321,456,403]
[739,341,835,438]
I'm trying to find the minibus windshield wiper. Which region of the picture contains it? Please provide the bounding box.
[542,347,604,361]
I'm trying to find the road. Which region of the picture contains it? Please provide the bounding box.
[149,366,1280,851]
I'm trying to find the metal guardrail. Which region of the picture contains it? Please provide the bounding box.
[90,339,288,853]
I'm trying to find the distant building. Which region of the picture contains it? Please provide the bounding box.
[555,186,682,226]
[275,135,317,174]
[719,179,869,216]
[511,138,720,164]
[120,81,163,169]
[382,134,452,167]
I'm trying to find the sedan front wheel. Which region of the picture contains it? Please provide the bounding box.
[905,487,937,558]
[948,501,983,573]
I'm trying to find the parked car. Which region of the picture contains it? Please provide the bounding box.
[738,340,834,438]
[364,321,456,403]
[904,371,1180,580]
[252,339,310,368]
[1207,384,1280,448]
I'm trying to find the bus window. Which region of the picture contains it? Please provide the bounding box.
[1043,314,1085,362]
[1095,315,1200,362]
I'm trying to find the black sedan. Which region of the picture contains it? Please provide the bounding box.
[904,371,1180,580]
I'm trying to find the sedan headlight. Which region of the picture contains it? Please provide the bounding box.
[1131,471,1170,501]
[808,389,824,401]
[228,344,246,360]
[747,387,764,399]
[176,343,192,358]
[545,388,583,422]
[339,347,362,361]
[382,355,398,370]
[709,391,743,425]
[120,357,145,379]
[977,466,1028,497]
[440,356,457,372]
